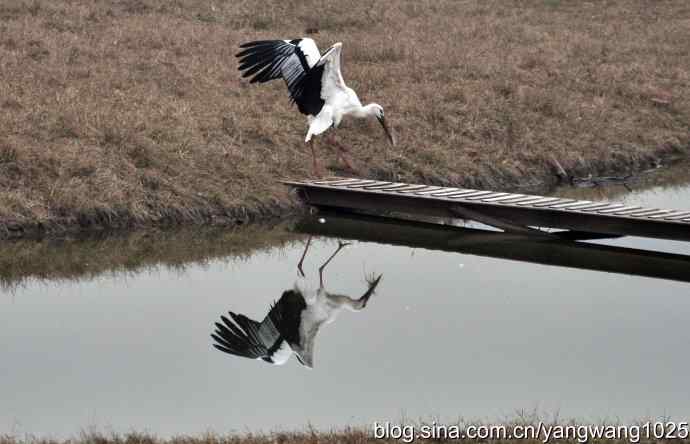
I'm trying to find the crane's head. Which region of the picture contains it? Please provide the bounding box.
[369,104,396,146]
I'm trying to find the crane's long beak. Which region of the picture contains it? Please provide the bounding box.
[377,116,396,146]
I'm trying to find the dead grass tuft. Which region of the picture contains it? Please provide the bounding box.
[1,0,689,238]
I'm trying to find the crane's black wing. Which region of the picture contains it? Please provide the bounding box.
[236,38,325,116]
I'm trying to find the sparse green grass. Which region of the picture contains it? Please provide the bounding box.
[1,0,689,238]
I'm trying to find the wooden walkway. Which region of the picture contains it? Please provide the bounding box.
[283,177,690,242]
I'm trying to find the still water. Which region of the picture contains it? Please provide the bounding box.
[1,166,689,438]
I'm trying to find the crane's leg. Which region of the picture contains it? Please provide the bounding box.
[318,240,351,288]
[326,133,355,170]
[309,139,322,176]
[296,235,312,278]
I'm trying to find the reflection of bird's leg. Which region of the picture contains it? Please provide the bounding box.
[325,274,382,311]
[297,235,312,278]
[318,240,351,288]
[326,132,354,170]
[325,294,365,311]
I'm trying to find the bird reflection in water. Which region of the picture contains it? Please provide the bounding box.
[211,237,382,368]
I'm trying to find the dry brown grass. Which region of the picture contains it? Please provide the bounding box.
[1,0,689,237]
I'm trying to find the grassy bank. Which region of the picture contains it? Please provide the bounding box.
[1,0,689,238]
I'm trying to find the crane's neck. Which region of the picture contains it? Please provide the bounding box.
[351,103,379,119]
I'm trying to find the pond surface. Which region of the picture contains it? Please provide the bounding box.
[2,164,690,439]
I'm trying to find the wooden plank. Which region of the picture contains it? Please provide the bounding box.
[432,189,477,197]
[528,197,566,207]
[362,181,396,190]
[628,208,662,217]
[472,192,511,201]
[664,211,690,220]
[441,190,484,198]
[547,199,580,209]
[395,184,429,193]
[415,186,449,195]
[610,206,644,215]
[484,194,527,203]
[361,183,401,190]
[598,205,635,214]
[568,202,609,211]
[450,190,494,199]
[556,201,590,210]
[593,204,626,213]
[313,178,360,185]
[632,209,672,217]
[346,180,381,188]
[520,196,569,208]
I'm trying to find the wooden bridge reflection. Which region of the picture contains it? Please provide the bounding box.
[295,211,690,284]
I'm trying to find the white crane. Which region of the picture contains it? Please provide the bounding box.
[211,241,382,368]
[236,38,396,173]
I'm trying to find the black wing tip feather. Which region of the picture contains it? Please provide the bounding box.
[213,342,239,355]
[235,39,287,57]
[211,311,265,359]
[235,40,295,84]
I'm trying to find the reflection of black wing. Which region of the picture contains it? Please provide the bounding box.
[211,289,307,363]
[270,290,306,348]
